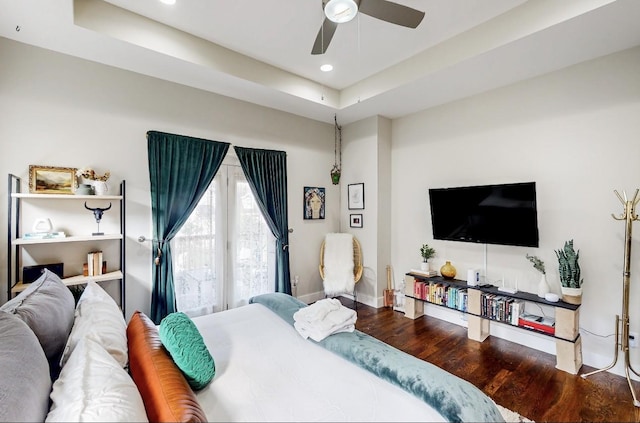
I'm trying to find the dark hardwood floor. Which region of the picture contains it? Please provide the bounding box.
[345,299,640,422]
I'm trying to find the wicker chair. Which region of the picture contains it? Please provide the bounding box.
[319,235,363,308]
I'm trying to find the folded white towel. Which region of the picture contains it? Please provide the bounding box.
[293,305,357,342]
[310,306,356,332]
[293,298,342,323]
[294,321,355,342]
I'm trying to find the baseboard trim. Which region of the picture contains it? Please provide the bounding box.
[296,290,380,308]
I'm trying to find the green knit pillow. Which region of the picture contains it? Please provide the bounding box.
[159,312,215,391]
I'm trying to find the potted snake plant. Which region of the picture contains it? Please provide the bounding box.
[555,239,583,304]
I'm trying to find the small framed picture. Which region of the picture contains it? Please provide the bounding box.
[348,183,365,210]
[350,214,363,228]
[29,165,77,194]
[303,186,325,220]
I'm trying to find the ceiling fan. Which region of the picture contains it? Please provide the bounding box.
[312,0,425,55]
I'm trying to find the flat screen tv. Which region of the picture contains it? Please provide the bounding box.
[428,182,539,247]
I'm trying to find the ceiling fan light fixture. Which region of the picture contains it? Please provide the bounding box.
[324,0,358,23]
[320,64,334,72]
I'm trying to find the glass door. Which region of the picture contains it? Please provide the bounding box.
[172,162,275,316]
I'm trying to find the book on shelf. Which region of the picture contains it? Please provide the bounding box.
[510,299,524,325]
[93,251,102,276]
[84,251,106,276]
[541,316,556,327]
[83,261,107,277]
[520,312,543,323]
[410,269,438,277]
[518,312,555,335]
[23,231,66,239]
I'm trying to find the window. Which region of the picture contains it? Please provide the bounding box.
[172,163,275,316]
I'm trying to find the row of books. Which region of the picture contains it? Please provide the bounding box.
[480,292,556,335]
[85,251,106,276]
[413,281,468,312]
[408,278,557,336]
[480,293,524,325]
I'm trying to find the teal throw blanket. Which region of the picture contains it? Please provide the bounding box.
[250,293,504,423]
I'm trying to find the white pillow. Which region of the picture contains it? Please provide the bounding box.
[46,338,148,422]
[77,278,116,305]
[60,281,127,368]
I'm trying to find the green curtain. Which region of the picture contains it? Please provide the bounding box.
[234,146,291,295]
[148,131,229,324]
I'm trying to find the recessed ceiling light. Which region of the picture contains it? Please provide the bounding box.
[159,0,176,5]
[320,64,334,72]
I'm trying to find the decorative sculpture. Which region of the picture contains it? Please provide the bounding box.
[84,202,111,235]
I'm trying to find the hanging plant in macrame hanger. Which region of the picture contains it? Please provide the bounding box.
[331,114,342,185]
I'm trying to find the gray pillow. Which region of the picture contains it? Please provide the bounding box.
[0,311,52,422]
[0,268,75,377]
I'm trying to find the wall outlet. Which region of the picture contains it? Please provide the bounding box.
[630,332,638,348]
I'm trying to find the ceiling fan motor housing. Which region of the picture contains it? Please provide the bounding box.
[323,0,360,23]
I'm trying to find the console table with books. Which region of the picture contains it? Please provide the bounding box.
[404,272,582,374]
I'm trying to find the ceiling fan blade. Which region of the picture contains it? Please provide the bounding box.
[311,18,339,55]
[358,0,425,28]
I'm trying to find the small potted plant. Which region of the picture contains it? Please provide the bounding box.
[420,244,436,271]
[555,239,583,304]
[526,254,549,298]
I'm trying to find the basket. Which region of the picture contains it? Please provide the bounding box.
[561,287,582,305]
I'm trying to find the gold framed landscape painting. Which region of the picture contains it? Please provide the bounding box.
[29,165,77,194]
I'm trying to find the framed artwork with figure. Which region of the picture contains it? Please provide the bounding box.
[303,186,325,220]
[348,183,364,210]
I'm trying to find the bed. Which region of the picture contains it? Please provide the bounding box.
[193,293,503,422]
[0,270,505,422]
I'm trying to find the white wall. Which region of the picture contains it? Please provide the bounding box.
[376,117,392,305]
[339,115,392,307]
[341,116,377,306]
[0,37,338,316]
[391,46,640,378]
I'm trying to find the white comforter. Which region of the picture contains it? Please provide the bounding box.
[192,303,445,422]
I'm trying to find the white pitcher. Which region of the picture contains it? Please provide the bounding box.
[92,181,109,196]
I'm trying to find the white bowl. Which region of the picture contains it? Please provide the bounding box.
[545,293,560,302]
